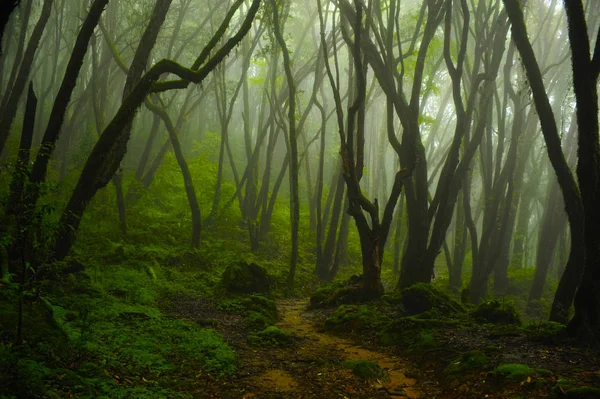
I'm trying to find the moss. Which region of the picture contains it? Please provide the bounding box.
[324,305,390,333]
[220,261,272,294]
[471,300,521,325]
[492,363,551,382]
[342,360,386,380]
[245,311,271,330]
[248,326,296,347]
[405,331,438,354]
[444,350,489,377]
[401,283,465,316]
[493,363,534,381]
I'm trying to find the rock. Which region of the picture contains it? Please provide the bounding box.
[220,261,272,294]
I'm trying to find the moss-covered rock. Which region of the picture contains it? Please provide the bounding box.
[471,300,521,326]
[444,350,489,377]
[324,305,390,333]
[342,360,386,380]
[248,326,296,347]
[401,283,465,316]
[220,262,272,294]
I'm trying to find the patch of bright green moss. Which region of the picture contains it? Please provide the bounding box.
[342,360,386,380]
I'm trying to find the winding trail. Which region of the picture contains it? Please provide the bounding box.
[247,300,421,398]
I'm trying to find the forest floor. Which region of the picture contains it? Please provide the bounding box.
[163,295,600,399]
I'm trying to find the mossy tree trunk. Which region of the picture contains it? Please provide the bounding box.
[562,0,600,339]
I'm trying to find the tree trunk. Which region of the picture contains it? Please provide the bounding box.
[563,0,600,338]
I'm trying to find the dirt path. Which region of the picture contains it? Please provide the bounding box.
[244,300,422,398]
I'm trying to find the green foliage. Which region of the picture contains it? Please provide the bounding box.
[341,360,387,380]
[248,326,296,347]
[444,350,489,377]
[471,300,521,326]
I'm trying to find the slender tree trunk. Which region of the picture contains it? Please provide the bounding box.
[271,0,299,291]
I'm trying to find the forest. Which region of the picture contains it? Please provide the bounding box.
[0,0,599,397]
